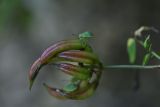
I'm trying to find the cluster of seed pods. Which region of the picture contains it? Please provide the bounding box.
[29,39,102,100]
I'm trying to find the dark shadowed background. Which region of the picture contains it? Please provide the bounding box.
[1,0,160,107]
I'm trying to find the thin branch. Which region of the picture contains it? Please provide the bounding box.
[104,65,160,69]
[151,51,160,60]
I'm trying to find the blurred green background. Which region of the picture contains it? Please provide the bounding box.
[1,0,160,107]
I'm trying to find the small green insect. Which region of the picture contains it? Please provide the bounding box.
[79,32,93,39]
[78,32,93,48]
[63,83,78,93]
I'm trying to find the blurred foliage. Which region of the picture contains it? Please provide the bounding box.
[0,0,32,31]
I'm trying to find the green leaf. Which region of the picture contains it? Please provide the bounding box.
[142,53,151,65]
[143,35,151,50]
[63,83,78,93]
[127,38,136,64]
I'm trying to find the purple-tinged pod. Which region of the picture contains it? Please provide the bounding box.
[66,68,101,98]
[43,83,67,100]
[58,51,99,64]
[67,67,102,99]
[29,58,43,90]
[69,82,98,100]
[66,78,99,100]
[41,40,80,57]
[58,63,91,80]
[40,40,90,65]
[43,81,98,100]
[61,65,102,99]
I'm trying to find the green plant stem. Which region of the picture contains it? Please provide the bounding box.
[104,65,160,69]
[151,51,160,60]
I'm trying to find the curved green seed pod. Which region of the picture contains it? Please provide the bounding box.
[29,37,103,100]
[29,58,43,90]
[43,81,96,100]
[41,40,79,57]
[58,63,91,80]
[70,82,98,100]
[43,83,67,100]
[68,67,102,100]
[58,51,99,64]
[40,40,91,64]
[29,39,92,90]
[65,67,102,99]
[43,66,102,100]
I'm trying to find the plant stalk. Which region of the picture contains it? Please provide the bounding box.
[104,65,160,69]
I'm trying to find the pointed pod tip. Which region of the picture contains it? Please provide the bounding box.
[29,58,43,91]
[43,83,68,100]
[29,80,34,91]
